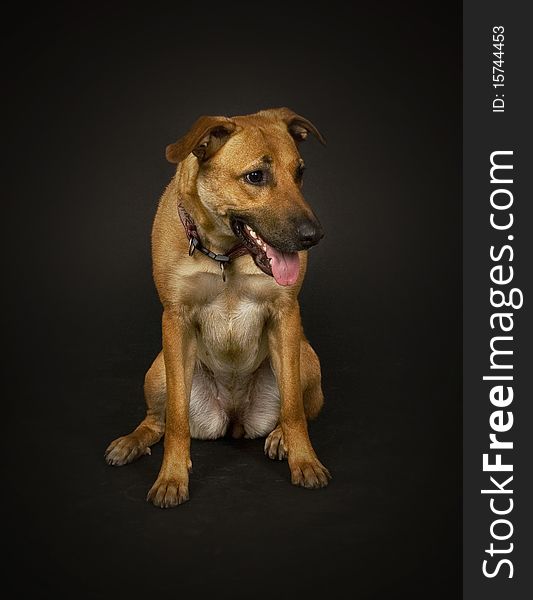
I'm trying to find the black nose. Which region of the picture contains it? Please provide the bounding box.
[297,220,324,248]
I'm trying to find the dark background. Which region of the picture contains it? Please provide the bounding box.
[2,3,460,599]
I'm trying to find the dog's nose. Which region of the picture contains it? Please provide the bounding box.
[297,220,324,248]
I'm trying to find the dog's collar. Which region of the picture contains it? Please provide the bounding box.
[177,203,248,281]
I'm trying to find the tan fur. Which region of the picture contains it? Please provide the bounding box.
[105,108,330,507]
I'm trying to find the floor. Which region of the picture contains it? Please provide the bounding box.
[4,331,460,599]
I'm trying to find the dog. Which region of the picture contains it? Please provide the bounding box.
[105,107,330,507]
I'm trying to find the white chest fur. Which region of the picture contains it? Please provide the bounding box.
[181,271,282,440]
[195,292,269,375]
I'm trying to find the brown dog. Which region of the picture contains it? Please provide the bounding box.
[105,107,330,507]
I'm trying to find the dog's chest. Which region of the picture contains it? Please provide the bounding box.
[195,293,268,373]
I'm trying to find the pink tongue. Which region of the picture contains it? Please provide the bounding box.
[265,244,300,286]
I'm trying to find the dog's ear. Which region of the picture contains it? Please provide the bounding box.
[275,107,326,145]
[166,116,237,164]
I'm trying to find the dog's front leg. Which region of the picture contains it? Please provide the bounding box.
[268,302,330,489]
[147,307,196,507]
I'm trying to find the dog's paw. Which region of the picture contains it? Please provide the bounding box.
[104,435,151,466]
[289,457,331,489]
[146,477,189,508]
[264,426,288,460]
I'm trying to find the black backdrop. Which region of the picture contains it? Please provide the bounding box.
[3,3,461,599]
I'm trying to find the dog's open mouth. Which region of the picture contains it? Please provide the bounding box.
[231,220,300,286]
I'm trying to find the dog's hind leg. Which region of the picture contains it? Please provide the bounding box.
[264,337,324,460]
[105,352,166,466]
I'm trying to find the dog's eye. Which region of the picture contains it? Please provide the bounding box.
[245,170,265,185]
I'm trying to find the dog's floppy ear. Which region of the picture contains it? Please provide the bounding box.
[166,116,237,164]
[275,107,326,145]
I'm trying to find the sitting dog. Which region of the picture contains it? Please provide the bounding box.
[105,107,330,507]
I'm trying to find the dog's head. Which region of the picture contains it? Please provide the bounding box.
[166,107,325,286]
